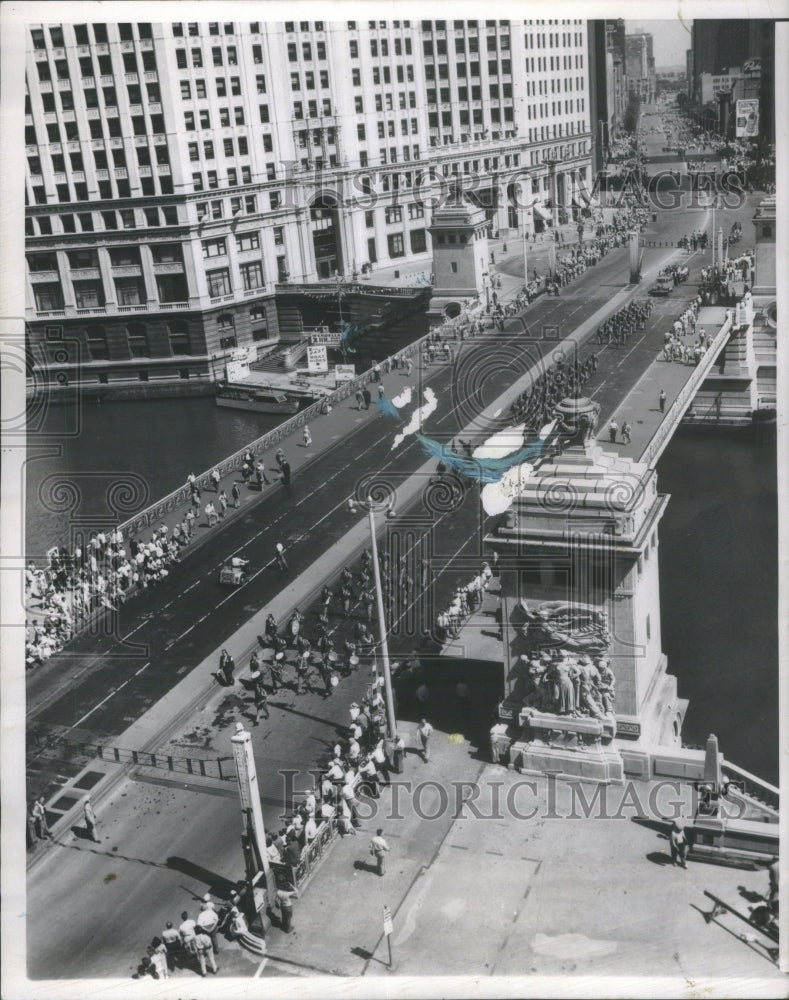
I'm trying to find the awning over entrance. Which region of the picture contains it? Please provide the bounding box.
[534,204,553,222]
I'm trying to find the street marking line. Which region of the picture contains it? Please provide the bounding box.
[254,957,268,977]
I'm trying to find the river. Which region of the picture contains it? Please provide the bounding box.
[25,405,778,784]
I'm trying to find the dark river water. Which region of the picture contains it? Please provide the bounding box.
[25,403,778,784]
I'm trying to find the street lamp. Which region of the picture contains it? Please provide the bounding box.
[347,496,398,744]
[231,722,277,922]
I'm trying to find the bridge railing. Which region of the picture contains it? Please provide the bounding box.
[639,311,733,468]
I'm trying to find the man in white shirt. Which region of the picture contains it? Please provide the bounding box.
[196,895,220,953]
[370,829,390,876]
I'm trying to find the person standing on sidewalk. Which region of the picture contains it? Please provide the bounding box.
[194,930,218,976]
[196,895,221,953]
[84,797,100,842]
[370,829,390,876]
[32,797,53,840]
[276,886,299,933]
[417,718,434,762]
[608,419,618,443]
[621,421,632,445]
[658,388,666,413]
[160,921,181,971]
[231,482,241,509]
[302,425,312,448]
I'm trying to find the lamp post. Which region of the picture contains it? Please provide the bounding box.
[348,496,397,743]
[231,722,277,920]
[521,196,538,285]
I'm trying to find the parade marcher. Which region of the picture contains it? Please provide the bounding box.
[252,683,269,724]
[370,828,390,876]
[84,797,100,842]
[270,651,285,692]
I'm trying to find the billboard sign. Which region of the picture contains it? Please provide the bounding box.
[735,99,759,138]
[307,345,329,373]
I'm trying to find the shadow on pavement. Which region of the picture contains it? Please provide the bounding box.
[646,850,675,866]
[166,856,237,896]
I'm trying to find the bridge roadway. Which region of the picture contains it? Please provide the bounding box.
[24,188,771,979]
[25,197,736,800]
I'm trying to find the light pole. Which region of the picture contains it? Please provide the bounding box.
[348,496,397,743]
[231,722,277,919]
[521,196,538,285]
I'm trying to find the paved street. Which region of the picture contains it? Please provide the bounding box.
[23,183,769,980]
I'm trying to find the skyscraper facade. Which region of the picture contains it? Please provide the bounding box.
[24,19,592,389]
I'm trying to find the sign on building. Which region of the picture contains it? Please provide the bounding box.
[310,330,343,347]
[735,99,759,138]
[307,345,329,373]
[334,364,356,384]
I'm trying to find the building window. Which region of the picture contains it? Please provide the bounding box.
[157,274,189,303]
[33,284,64,312]
[387,233,405,258]
[207,269,232,297]
[85,325,108,360]
[126,323,149,358]
[168,321,191,355]
[385,206,403,224]
[73,282,104,309]
[240,261,264,291]
[236,231,260,252]
[410,229,427,253]
[115,279,145,305]
[202,237,227,259]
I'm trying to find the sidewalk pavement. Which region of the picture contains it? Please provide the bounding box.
[598,305,730,461]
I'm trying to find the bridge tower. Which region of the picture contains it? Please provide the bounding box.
[426,201,489,326]
[485,394,687,782]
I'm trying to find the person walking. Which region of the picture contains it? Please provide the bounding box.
[231,482,241,509]
[275,542,288,571]
[362,387,372,410]
[32,797,52,840]
[210,468,221,492]
[658,388,666,413]
[302,426,312,448]
[621,421,632,445]
[276,886,299,933]
[218,490,228,517]
[668,819,688,868]
[608,419,618,443]
[252,683,269,724]
[219,649,235,686]
[355,389,365,410]
[84,797,100,842]
[417,718,434,762]
[280,459,291,486]
[370,828,390,876]
[255,461,270,487]
[205,501,217,526]
[194,930,218,976]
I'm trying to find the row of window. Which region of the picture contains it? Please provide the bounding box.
[29,244,184,272]
[358,118,420,141]
[33,272,188,311]
[349,65,416,86]
[184,105,246,128]
[26,203,180,237]
[287,40,328,61]
[181,75,266,99]
[31,23,153,48]
[25,110,165,146]
[202,231,261,258]
[188,136,251,160]
[423,60,512,82]
[289,69,331,91]
[348,38,413,58]
[173,23,259,37]
[35,49,158,82]
[427,84,513,102]
[424,36,509,55]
